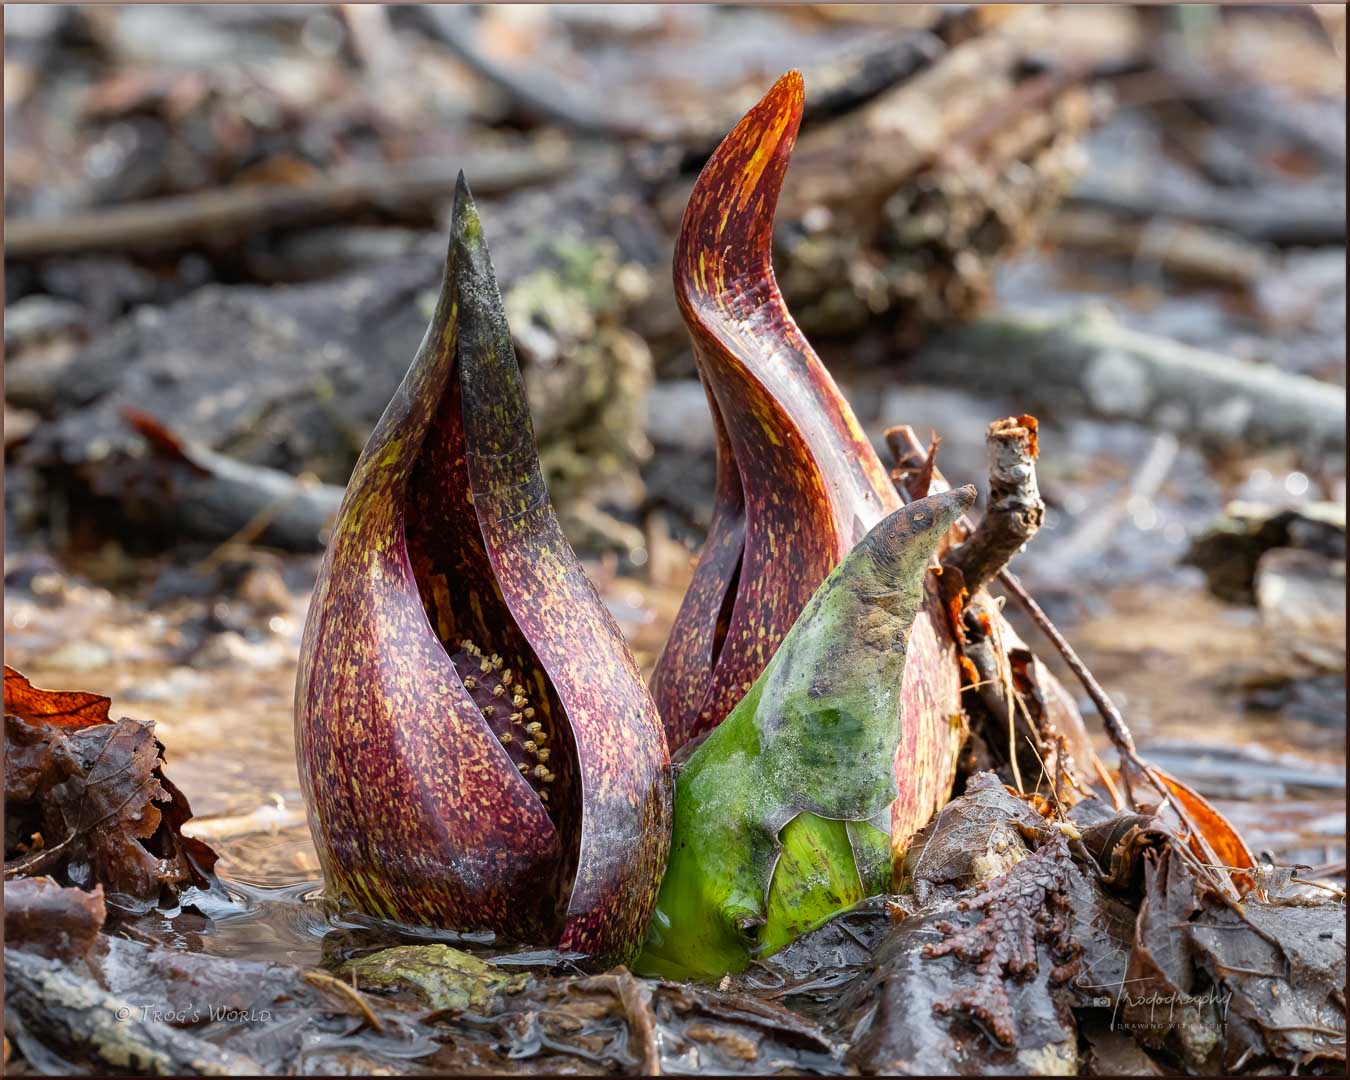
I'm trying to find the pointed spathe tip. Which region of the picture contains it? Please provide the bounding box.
[675,70,806,302]
[739,68,804,165]
[772,68,805,106]
[449,172,482,249]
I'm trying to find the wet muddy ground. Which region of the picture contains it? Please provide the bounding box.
[4,448,1344,963]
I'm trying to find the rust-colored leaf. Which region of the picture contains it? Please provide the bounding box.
[1150,764,1256,888]
[4,665,111,730]
[295,175,671,963]
[4,667,218,909]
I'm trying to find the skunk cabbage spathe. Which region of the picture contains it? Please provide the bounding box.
[295,176,671,964]
[649,71,971,867]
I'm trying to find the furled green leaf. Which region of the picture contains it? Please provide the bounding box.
[637,487,975,981]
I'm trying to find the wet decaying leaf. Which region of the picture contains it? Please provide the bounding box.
[730,894,897,1022]
[6,770,1339,1075]
[294,175,670,964]
[5,927,445,1077]
[920,837,1081,1052]
[3,876,107,961]
[849,894,1080,1075]
[453,969,844,1076]
[1124,845,1346,1072]
[841,773,1344,1076]
[4,665,219,912]
[1075,811,1171,892]
[638,489,976,982]
[900,771,1052,903]
[339,944,529,1013]
[1144,764,1257,890]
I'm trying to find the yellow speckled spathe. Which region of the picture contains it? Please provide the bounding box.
[295,176,671,963]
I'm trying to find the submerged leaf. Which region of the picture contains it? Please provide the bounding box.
[4,876,107,961]
[339,944,529,1012]
[637,488,976,981]
[295,175,670,964]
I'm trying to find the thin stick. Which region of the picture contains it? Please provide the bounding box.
[887,423,1237,898]
[6,147,572,259]
[196,472,323,571]
[996,569,1137,757]
[303,971,385,1033]
[989,615,1025,795]
[1091,753,1126,812]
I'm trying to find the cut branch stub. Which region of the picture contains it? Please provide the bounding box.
[295,175,671,964]
[945,415,1044,597]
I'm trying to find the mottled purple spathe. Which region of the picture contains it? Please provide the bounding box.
[648,71,966,872]
[295,175,671,963]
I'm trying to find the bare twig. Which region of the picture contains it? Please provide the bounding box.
[422,6,642,138]
[303,971,385,1033]
[885,421,1245,900]
[121,409,344,553]
[1044,208,1270,289]
[998,568,1242,900]
[908,308,1346,458]
[1069,169,1346,246]
[996,571,1137,758]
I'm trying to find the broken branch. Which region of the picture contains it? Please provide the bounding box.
[5,147,572,260]
[945,416,1045,597]
[909,307,1346,458]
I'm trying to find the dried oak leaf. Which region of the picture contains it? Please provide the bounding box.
[4,665,218,911]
